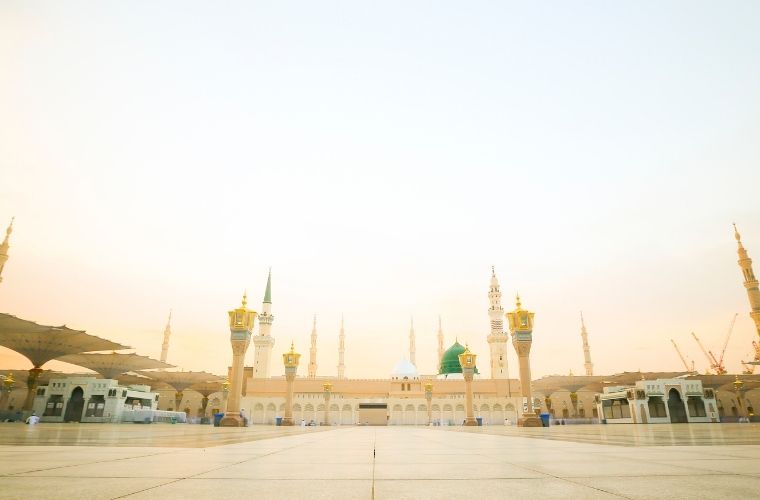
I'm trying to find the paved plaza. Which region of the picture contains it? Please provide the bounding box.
[0,423,759,499]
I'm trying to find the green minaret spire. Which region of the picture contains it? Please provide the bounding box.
[263,268,272,304]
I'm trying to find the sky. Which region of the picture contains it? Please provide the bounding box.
[1,1,759,380]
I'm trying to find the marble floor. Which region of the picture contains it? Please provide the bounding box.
[0,423,759,499]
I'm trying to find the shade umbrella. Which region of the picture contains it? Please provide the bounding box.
[0,313,129,409]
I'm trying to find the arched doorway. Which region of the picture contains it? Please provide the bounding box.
[667,388,687,423]
[64,387,85,422]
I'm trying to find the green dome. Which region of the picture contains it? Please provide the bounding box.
[439,341,479,375]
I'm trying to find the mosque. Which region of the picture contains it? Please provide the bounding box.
[229,269,526,426]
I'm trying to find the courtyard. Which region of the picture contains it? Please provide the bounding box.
[0,423,759,499]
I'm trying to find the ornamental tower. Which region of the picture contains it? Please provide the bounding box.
[580,312,594,376]
[506,293,541,427]
[0,217,14,284]
[409,317,417,366]
[337,315,346,379]
[220,291,257,427]
[734,224,760,369]
[487,267,510,379]
[459,345,479,426]
[437,315,445,367]
[160,310,172,365]
[308,315,318,378]
[252,269,276,378]
[281,342,301,426]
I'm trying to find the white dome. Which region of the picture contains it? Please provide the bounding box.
[391,358,419,379]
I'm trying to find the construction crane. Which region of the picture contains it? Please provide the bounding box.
[671,339,695,373]
[708,313,738,375]
[691,331,720,374]
[743,340,759,375]
[690,314,737,375]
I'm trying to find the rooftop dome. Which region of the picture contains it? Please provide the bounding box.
[439,340,479,375]
[391,358,419,379]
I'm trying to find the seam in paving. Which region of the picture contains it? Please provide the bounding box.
[2,449,181,477]
[427,427,632,499]
[109,432,351,499]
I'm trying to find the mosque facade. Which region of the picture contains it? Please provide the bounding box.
[233,268,525,425]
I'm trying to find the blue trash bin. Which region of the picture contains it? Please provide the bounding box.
[539,413,551,427]
[275,417,283,426]
[476,417,483,426]
[213,413,224,427]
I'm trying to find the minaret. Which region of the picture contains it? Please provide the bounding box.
[580,312,594,376]
[337,315,346,379]
[0,217,14,284]
[409,317,417,366]
[437,315,445,367]
[734,224,760,366]
[252,269,276,378]
[308,315,318,378]
[487,266,510,379]
[160,310,172,365]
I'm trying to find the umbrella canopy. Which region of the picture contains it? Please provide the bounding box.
[57,352,174,379]
[189,380,226,397]
[135,370,224,392]
[115,372,165,386]
[0,313,129,367]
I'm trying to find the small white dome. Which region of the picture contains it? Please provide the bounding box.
[391,358,419,379]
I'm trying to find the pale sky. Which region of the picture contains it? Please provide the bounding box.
[1,1,759,380]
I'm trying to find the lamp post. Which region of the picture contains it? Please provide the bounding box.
[734,376,746,419]
[323,382,332,426]
[506,294,541,427]
[424,382,433,425]
[23,367,43,411]
[222,379,230,408]
[570,391,578,417]
[174,391,183,412]
[220,292,257,427]
[458,346,478,426]
[282,342,301,426]
[0,374,14,410]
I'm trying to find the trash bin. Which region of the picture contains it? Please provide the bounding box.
[275,417,283,426]
[171,416,177,424]
[213,413,224,427]
[476,417,483,426]
[539,413,551,427]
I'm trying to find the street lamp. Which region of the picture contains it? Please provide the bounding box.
[323,382,332,426]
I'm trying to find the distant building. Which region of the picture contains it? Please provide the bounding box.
[33,376,185,423]
[595,378,718,424]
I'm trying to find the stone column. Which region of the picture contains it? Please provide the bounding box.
[458,347,478,426]
[201,396,209,419]
[323,382,332,426]
[282,343,301,426]
[23,367,43,411]
[424,382,433,425]
[220,293,256,427]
